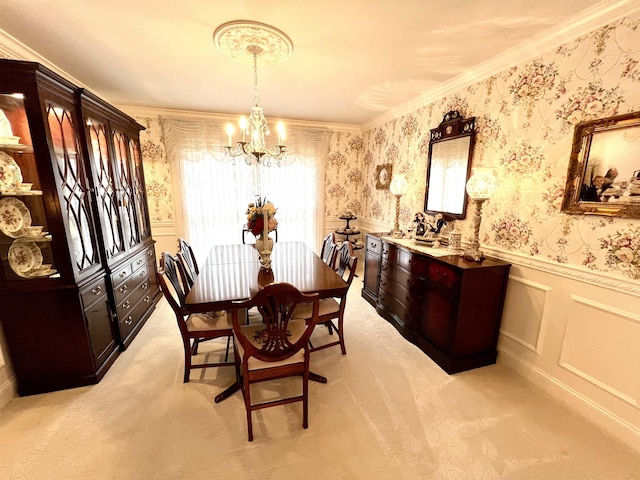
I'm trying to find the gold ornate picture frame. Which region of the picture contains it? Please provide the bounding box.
[375,163,392,190]
[561,111,640,218]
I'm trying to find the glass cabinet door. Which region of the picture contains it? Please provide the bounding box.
[112,129,140,249]
[0,93,57,281]
[46,101,101,277]
[86,117,125,261]
[129,136,152,241]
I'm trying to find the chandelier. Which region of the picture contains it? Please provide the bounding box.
[214,21,293,166]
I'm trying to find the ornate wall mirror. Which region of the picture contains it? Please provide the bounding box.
[424,111,476,220]
[561,111,640,218]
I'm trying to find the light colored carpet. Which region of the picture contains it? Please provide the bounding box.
[1,277,639,480]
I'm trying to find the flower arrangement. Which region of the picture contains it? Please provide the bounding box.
[246,197,278,238]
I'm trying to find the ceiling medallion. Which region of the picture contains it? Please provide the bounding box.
[213,20,293,66]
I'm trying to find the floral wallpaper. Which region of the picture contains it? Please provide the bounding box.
[136,116,174,222]
[351,14,640,281]
[140,13,640,282]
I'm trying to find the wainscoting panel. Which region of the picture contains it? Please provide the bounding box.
[500,276,550,354]
[560,295,640,408]
[150,221,177,262]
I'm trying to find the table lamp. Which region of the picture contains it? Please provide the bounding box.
[390,174,408,238]
[463,167,497,262]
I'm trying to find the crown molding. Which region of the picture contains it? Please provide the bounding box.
[119,105,361,133]
[362,0,640,131]
[0,29,89,90]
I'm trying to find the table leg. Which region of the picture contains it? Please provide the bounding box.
[214,381,241,403]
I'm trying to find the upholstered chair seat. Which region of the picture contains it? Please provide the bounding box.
[236,319,307,371]
[186,310,233,333]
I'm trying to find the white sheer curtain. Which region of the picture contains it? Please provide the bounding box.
[161,116,328,261]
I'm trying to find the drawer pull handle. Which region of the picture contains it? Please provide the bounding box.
[143,295,151,304]
[141,282,149,290]
[119,285,128,293]
[139,270,146,277]
[119,271,127,278]
[91,286,102,295]
[124,316,133,326]
[136,259,144,266]
[437,271,448,279]
[122,300,131,309]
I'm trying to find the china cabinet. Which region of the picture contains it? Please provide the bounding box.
[0,59,159,395]
[363,234,510,374]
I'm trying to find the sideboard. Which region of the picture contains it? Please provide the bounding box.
[362,233,511,374]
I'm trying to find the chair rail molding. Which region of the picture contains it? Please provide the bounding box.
[484,246,640,298]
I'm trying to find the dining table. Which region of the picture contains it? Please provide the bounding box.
[184,240,349,402]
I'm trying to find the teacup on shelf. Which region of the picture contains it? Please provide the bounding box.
[23,226,43,237]
[17,183,33,191]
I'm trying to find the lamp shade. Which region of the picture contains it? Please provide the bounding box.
[466,167,497,200]
[390,174,408,195]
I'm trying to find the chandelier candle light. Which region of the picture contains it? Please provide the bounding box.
[463,167,497,262]
[214,21,292,166]
[390,174,408,238]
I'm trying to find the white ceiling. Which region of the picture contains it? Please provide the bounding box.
[0,0,631,127]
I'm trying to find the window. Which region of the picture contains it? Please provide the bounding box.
[161,117,327,259]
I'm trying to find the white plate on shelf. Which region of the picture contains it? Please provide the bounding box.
[0,196,32,238]
[8,241,43,277]
[0,151,22,189]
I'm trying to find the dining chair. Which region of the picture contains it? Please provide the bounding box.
[157,251,234,383]
[230,282,320,441]
[293,245,358,355]
[177,237,199,291]
[320,232,337,267]
[177,238,210,353]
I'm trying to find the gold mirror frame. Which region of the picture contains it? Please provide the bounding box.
[375,163,393,190]
[561,111,640,218]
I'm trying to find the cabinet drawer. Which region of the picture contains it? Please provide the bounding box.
[131,252,148,271]
[428,262,459,291]
[111,263,133,289]
[366,235,382,255]
[80,276,108,309]
[378,288,422,330]
[380,264,427,297]
[382,242,428,276]
[119,293,153,339]
[113,262,149,304]
[116,277,152,319]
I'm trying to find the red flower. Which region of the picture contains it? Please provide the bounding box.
[249,216,264,236]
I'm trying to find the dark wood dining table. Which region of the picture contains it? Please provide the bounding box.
[184,241,348,402]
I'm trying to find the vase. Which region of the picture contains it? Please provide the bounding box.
[254,234,274,269]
